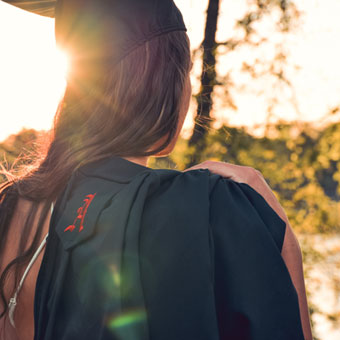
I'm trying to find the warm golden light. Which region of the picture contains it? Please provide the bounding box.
[54,48,70,81]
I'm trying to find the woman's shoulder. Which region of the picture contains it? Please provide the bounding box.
[206,173,286,252]
[156,168,287,252]
[143,168,285,248]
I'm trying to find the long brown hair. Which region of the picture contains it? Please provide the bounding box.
[0,30,191,317]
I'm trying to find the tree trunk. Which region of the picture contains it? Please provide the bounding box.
[187,0,220,167]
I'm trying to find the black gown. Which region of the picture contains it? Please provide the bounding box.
[33,156,305,340]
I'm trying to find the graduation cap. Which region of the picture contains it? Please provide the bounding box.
[3,0,187,64]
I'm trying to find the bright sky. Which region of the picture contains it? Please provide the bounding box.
[0,0,340,141]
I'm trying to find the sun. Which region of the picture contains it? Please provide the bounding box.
[34,43,70,109]
[54,48,70,81]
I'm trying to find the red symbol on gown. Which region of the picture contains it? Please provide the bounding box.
[64,193,97,233]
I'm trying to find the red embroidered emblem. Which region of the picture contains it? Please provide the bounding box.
[64,193,97,233]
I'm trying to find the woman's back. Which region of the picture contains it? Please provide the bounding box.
[31,156,304,340]
[0,199,50,340]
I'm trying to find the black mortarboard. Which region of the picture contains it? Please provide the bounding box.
[3,0,187,64]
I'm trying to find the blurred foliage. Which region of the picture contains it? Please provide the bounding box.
[0,129,38,162]
[0,128,45,181]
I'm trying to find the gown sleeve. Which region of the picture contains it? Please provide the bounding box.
[209,176,305,340]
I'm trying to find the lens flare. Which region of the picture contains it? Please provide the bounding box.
[108,308,147,329]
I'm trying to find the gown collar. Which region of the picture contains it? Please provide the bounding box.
[78,156,152,183]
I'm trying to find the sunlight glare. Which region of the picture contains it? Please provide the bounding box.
[54,48,70,81]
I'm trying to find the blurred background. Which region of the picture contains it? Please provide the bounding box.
[0,1,339,338]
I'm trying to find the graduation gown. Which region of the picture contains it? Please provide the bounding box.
[33,156,305,340]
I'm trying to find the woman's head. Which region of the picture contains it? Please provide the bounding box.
[56,30,192,164]
[52,0,191,161]
[0,2,192,204]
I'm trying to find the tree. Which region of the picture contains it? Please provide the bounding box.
[186,0,300,167]
[187,0,220,166]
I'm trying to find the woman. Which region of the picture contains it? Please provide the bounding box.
[0,0,312,339]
